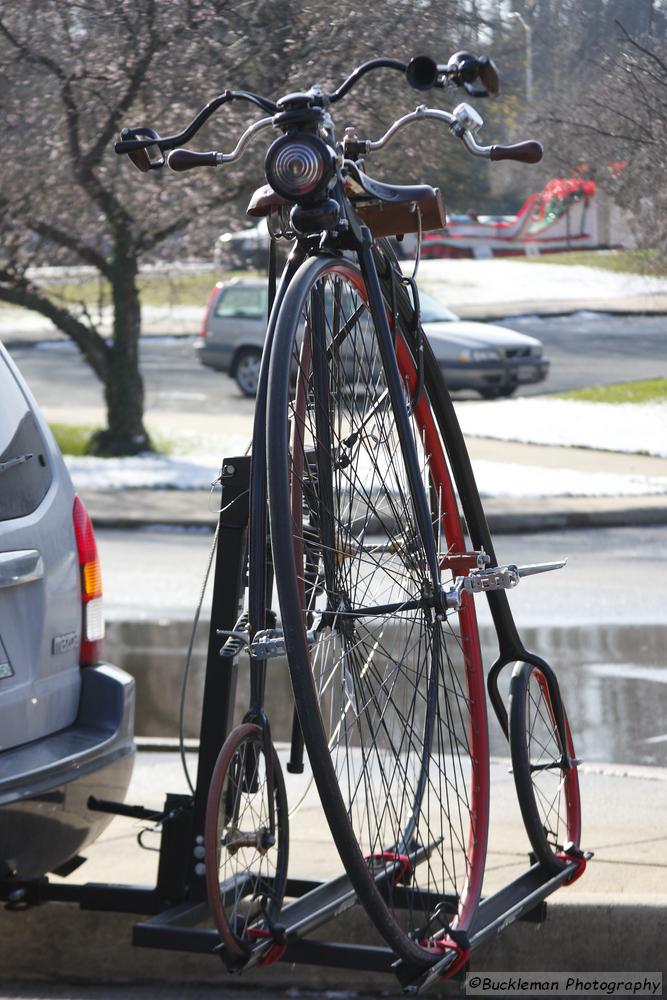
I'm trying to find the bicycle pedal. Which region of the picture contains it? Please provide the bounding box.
[444,565,519,609]
[249,628,321,660]
[516,559,567,577]
[444,558,568,609]
[249,629,286,660]
[218,612,250,658]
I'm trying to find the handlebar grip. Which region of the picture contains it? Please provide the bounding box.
[167,149,219,171]
[489,141,543,164]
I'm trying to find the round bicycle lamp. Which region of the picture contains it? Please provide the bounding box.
[265,133,336,203]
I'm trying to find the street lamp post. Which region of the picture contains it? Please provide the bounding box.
[506,10,533,102]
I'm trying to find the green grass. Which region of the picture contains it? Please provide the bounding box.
[49,423,101,456]
[0,268,263,313]
[523,249,666,275]
[49,422,174,456]
[559,378,667,405]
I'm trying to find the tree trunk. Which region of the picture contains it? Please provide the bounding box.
[89,231,152,456]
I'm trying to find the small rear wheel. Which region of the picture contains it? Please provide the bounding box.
[509,661,581,873]
[205,723,289,963]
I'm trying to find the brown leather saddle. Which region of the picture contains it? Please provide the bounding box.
[247,163,446,239]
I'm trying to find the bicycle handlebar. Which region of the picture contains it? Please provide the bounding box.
[168,149,220,171]
[489,141,542,164]
[115,52,541,174]
[114,91,276,158]
[114,51,499,161]
[364,106,542,164]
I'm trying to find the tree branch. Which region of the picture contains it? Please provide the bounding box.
[84,0,159,168]
[0,279,110,382]
[0,18,83,164]
[140,215,190,252]
[543,115,657,145]
[29,220,113,278]
[615,20,667,76]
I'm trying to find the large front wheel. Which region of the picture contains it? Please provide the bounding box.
[266,255,489,970]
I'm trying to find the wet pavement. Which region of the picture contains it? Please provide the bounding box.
[98,523,667,769]
[105,618,667,769]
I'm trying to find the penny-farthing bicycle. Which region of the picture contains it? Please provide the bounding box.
[116,50,587,991]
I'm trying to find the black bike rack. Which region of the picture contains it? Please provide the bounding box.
[0,454,585,991]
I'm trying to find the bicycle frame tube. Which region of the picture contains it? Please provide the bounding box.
[382,253,568,749]
[248,242,307,714]
[356,232,441,591]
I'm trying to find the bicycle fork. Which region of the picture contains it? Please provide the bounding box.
[356,231,443,596]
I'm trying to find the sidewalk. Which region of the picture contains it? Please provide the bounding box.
[1,750,665,990]
[77,436,667,535]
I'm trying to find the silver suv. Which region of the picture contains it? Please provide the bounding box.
[195,279,548,399]
[0,342,135,880]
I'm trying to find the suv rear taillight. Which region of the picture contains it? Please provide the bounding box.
[200,283,221,339]
[73,495,104,665]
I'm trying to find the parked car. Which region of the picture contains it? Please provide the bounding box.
[214,219,271,270]
[419,291,549,398]
[195,279,548,399]
[0,341,135,881]
[196,279,268,395]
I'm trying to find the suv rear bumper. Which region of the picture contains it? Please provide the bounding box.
[0,664,135,878]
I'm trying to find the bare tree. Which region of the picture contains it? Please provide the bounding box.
[0,0,494,454]
[542,21,667,261]
[485,2,667,254]
[0,1,279,453]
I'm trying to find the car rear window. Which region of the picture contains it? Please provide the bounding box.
[214,286,267,319]
[0,356,52,521]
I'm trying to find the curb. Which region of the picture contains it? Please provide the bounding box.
[84,496,667,536]
[1,898,664,992]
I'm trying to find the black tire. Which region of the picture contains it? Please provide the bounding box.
[509,661,581,874]
[234,348,262,397]
[479,385,516,399]
[204,723,289,962]
[266,255,489,968]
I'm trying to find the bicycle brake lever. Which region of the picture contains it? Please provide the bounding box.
[463,82,491,98]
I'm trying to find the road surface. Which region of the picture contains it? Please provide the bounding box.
[4,312,666,416]
[97,524,667,767]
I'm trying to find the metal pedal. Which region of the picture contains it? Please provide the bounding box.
[249,629,286,660]
[217,612,250,658]
[249,627,323,660]
[444,558,567,610]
